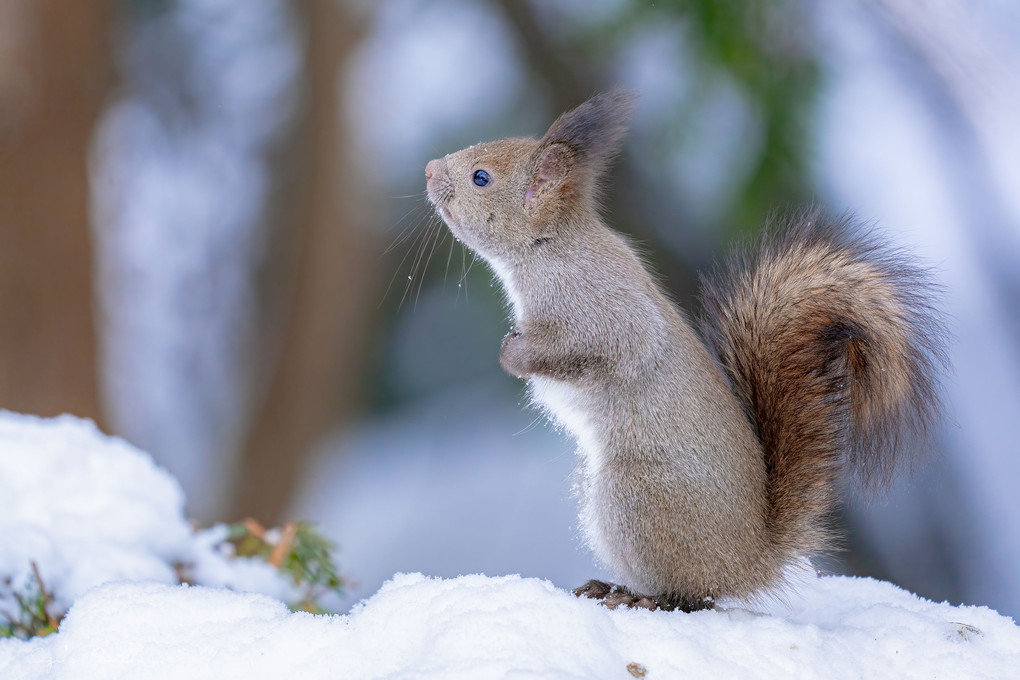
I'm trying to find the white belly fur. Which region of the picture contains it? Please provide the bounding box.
[529,376,617,571]
[529,376,601,476]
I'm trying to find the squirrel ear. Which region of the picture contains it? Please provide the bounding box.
[537,89,635,184]
[524,143,572,211]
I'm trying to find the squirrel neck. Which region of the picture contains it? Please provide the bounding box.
[494,217,666,327]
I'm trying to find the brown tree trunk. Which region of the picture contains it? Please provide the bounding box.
[0,0,110,422]
[230,0,377,524]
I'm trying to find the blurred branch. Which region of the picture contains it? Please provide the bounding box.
[490,0,597,111]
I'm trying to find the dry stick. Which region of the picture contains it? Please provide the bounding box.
[269,522,298,568]
[243,517,267,540]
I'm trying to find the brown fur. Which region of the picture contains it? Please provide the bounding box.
[699,210,948,560]
[425,92,948,610]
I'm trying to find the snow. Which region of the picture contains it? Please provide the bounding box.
[1,573,1018,680]
[0,411,190,613]
[2,412,1018,678]
[0,411,298,619]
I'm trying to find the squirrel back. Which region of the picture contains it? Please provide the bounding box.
[699,210,948,560]
[426,91,949,610]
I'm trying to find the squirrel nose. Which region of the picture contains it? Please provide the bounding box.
[425,158,442,181]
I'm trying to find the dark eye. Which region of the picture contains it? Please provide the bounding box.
[472,169,491,187]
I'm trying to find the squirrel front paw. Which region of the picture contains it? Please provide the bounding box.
[499,329,531,379]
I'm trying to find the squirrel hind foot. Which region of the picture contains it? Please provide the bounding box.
[572,579,714,613]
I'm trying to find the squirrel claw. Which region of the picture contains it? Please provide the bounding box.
[573,579,711,612]
[573,579,666,610]
[573,579,614,600]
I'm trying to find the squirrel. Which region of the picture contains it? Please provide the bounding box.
[424,90,947,612]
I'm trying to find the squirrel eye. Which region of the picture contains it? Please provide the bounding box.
[472,169,491,187]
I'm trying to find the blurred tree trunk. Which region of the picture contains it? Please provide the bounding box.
[0,1,111,422]
[231,0,377,524]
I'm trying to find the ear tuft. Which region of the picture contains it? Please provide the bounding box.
[539,89,635,180]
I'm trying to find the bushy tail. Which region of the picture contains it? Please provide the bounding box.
[699,209,948,557]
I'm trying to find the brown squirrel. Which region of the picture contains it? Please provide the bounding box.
[424,91,947,612]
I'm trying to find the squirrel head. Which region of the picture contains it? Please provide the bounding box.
[426,90,635,265]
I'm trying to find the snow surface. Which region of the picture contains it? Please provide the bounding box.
[1,572,1018,680]
[2,411,1019,678]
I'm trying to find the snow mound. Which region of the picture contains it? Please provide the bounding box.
[0,412,191,612]
[2,572,1018,679]
[0,411,296,617]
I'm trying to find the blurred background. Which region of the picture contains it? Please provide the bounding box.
[2,0,1019,617]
